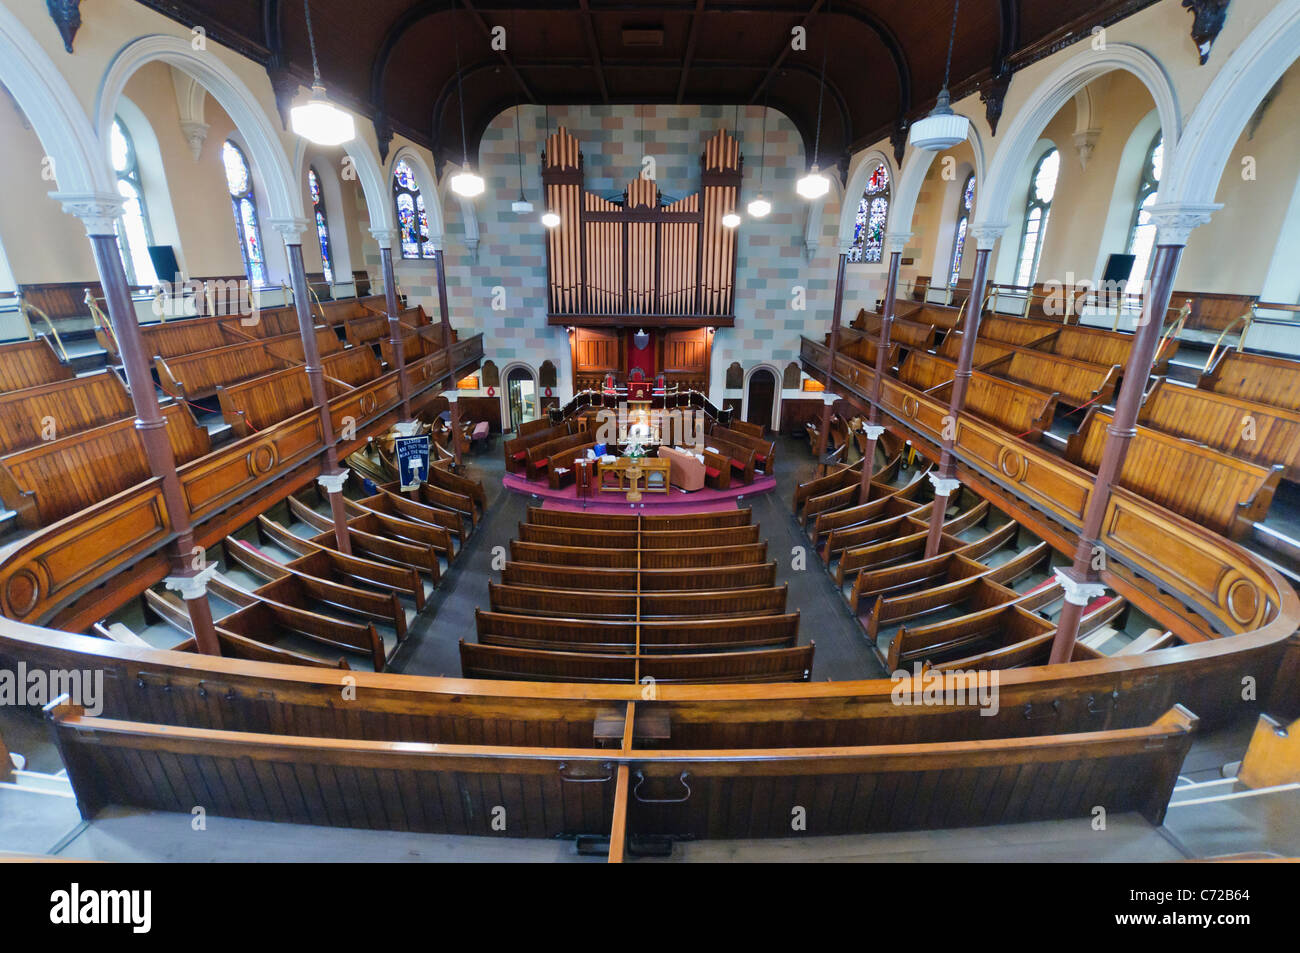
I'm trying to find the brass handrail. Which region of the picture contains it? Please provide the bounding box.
[82,289,121,358]
[1154,300,1191,362]
[1203,306,1256,372]
[17,292,69,362]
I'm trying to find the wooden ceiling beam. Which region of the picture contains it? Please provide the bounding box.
[577,0,611,104]
[675,0,707,104]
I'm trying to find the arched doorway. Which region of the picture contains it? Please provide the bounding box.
[506,365,538,433]
[744,367,777,432]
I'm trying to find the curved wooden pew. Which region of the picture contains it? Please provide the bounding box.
[487,582,787,620]
[0,370,133,455]
[836,500,991,586]
[0,337,74,393]
[501,561,778,592]
[1065,407,1282,539]
[287,496,442,581]
[476,609,799,653]
[1197,349,1300,413]
[524,506,751,531]
[813,469,928,553]
[460,642,813,684]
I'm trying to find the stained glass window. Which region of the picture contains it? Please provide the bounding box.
[308,166,334,285]
[393,159,435,259]
[949,173,975,286]
[111,118,157,286]
[848,164,890,264]
[223,140,266,287]
[1126,134,1163,292]
[1015,149,1059,287]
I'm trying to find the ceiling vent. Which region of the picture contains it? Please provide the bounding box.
[622,26,664,47]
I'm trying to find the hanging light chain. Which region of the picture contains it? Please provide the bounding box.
[811,4,828,167]
[942,0,961,90]
[453,3,470,167]
[303,0,322,85]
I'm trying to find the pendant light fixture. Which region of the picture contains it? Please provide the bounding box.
[449,6,485,198]
[748,93,772,218]
[539,101,560,228]
[510,105,533,213]
[290,0,357,146]
[796,10,831,200]
[908,0,970,152]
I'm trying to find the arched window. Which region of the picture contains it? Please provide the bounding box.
[111,117,157,286]
[1125,133,1163,292]
[222,140,267,287]
[949,173,975,286]
[308,166,334,285]
[1015,149,1060,287]
[847,164,890,264]
[393,159,435,260]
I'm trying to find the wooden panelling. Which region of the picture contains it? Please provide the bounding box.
[0,338,74,393]
[0,371,133,455]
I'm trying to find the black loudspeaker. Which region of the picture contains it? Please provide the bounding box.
[147,245,181,285]
[1101,253,1136,285]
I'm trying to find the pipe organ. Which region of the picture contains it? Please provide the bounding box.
[542,127,742,327]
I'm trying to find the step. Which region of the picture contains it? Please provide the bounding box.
[3,769,73,798]
[1248,523,1300,581]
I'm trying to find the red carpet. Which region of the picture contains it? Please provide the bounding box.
[502,471,775,513]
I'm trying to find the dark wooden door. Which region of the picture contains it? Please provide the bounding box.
[745,369,776,431]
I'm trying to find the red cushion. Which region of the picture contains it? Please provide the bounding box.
[754,453,766,462]
[512,451,527,461]
[535,457,549,467]
[705,466,721,479]
[730,458,745,471]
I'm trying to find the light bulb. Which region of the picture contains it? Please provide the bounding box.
[747,195,772,218]
[796,165,830,199]
[721,211,741,229]
[450,169,485,197]
[541,210,561,228]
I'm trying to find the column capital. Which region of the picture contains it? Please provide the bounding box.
[1054,568,1107,607]
[861,424,886,440]
[443,389,461,404]
[1147,202,1220,246]
[883,231,912,255]
[370,227,401,250]
[51,192,124,236]
[967,222,1007,250]
[317,469,350,494]
[163,564,219,601]
[821,392,838,406]
[835,239,855,257]
[265,217,311,244]
[928,473,960,497]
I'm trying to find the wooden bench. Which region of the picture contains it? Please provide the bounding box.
[524,506,751,531]
[928,370,1059,441]
[973,314,1058,348]
[261,326,346,364]
[288,495,442,581]
[460,642,813,683]
[509,540,767,569]
[885,603,1056,671]
[0,403,209,528]
[1198,349,1300,413]
[711,423,776,474]
[977,345,1120,407]
[526,430,591,480]
[488,581,786,620]
[321,348,384,388]
[359,488,468,543]
[703,432,756,485]
[217,365,347,436]
[476,609,799,653]
[0,337,73,394]
[46,701,1197,836]
[501,561,777,592]
[1174,290,1257,333]
[1139,377,1300,481]
[0,370,133,455]
[812,468,926,551]
[1065,407,1283,539]
[836,501,991,587]
[155,337,298,400]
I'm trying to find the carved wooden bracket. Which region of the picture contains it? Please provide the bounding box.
[1182,0,1232,66]
[265,62,298,130]
[374,113,395,165]
[889,121,908,166]
[47,0,81,53]
[980,70,1014,137]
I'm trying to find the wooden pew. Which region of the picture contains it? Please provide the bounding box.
[46,701,1198,835]
[0,337,74,393]
[487,582,787,620]
[359,488,468,543]
[383,480,478,531]
[1024,322,1170,375]
[143,588,349,669]
[428,463,487,516]
[524,505,751,531]
[822,496,936,566]
[460,642,813,684]
[223,537,408,639]
[1198,350,1300,413]
[1174,290,1257,333]
[476,609,800,653]
[973,315,1058,348]
[836,501,991,587]
[208,572,389,671]
[794,460,864,515]
[1065,407,1283,539]
[814,469,927,555]
[847,521,1020,611]
[885,603,1056,671]
[704,432,755,485]
[155,337,298,401]
[525,430,591,480]
[0,404,209,528]
[342,495,457,558]
[710,423,776,474]
[932,596,1126,671]
[288,495,442,581]
[501,561,778,592]
[729,419,764,439]
[977,345,1120,407]
[509,540,767,569]
[320,347,384,388]
[1139,377,1300,481]
[217,365,346,436]
[853,310,938,352]
[517,524,759,550]
[928,370,1059,441]
[0,370,134,455]
[255,516,426,610]
[800,455,902,528]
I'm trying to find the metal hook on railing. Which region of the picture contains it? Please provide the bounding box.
[632,770,692,804]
